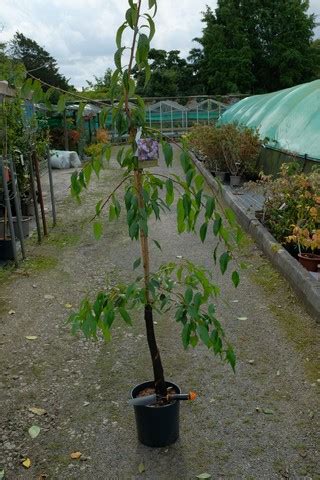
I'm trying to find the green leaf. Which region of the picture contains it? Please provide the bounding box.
[162,142,173,167]
[92,157,102,177]
[114,47,126,70]
[190,335,198,347]
[76,102,85,124]
[0,468,4,480]
[93,221,103,240]
[57,95,66,113]
[83,162,92,185]
[109,204,116,221]
[136,33,150,64]
[186,169,194,187]
[205,197,215,220]
[195,174,204,190]
[225,207,236,226]
[133,257,141,270]
[180,150,191,173]
[70,172,81,199]
[196,474,212,480]
[138,462,145,474]
[226,345,236,372]
[197,325,211,347]
[184,287,193,305]
[200,222,208,243]
[101,322,111,341]
[148,0,157,10]
[145,13,155,40]
[165,178,174,206]
[116,22,127,48]
[213,216,222,236]
[231,271,240,288]
[119,307,132,325]
[28,425,40,439]
[126,6,138,28]
[152,239,162,251]
[177,198,185,233]
[182,323,191,349]
[95,199,103,217]
[219,252,231,275]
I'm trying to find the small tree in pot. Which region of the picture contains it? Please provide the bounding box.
[68,0,242,447]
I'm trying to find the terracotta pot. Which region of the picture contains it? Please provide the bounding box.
[298,253,320,272]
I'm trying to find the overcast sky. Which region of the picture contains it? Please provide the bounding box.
[1,0,320,89]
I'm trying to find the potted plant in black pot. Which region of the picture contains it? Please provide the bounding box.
[67,0,242,448]
[219,124,262,187]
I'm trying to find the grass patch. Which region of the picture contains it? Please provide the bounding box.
[23,255,58,272]
[44,230,80,248]
[251,262,281,294]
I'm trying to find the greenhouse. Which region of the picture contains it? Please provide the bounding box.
[187,98,226,127]
[219,79,320,162]
[146,100,188,135]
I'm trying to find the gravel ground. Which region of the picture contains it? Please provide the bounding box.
[0,147,319,480]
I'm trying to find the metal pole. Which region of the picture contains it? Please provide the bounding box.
[46,146,57,226]
[29,153,42,244]
[33,152,48,236]
[171,106,173,136]
[2,159,18,266]
[197,105,199,125]
[160,102,163,133]
[9,155,26,259]
[149,107,151,128]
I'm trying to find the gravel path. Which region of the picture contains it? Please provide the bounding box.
[0,147,319,480]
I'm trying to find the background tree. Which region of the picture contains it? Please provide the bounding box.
[83,68,123,99]
[195,0,319,94]
[135,48,199,97]
[194,2,254,95]
[10,32,72,92]
[242,0,318,92]
[0,42,25,87]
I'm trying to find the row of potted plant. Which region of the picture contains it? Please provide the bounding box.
[185,123,264,187]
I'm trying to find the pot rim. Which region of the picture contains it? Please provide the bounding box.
[131,380,180,409]
[298,252,320,259]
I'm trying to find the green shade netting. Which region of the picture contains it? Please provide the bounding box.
[219,79,320,162]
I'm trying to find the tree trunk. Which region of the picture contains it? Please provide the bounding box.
[144,304,167,396]
[134,169,167,397]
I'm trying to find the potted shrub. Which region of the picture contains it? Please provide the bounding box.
[264,163,320,267]
[287,226,320,272]
[67,0,242,448]
[219,124,263,187]
[185,125,227,181]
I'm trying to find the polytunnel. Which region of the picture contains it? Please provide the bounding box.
[219,79,320,162]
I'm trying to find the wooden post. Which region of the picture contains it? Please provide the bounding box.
[9,155,26,259]
[33,152,48,236]
[2,159,18,266]
[46,147,57,226]
[29,154,42,243]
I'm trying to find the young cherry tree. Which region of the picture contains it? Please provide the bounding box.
[69,0,242,398]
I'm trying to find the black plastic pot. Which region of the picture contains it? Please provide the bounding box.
[131,381,180,448]
[0,239,15,260]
